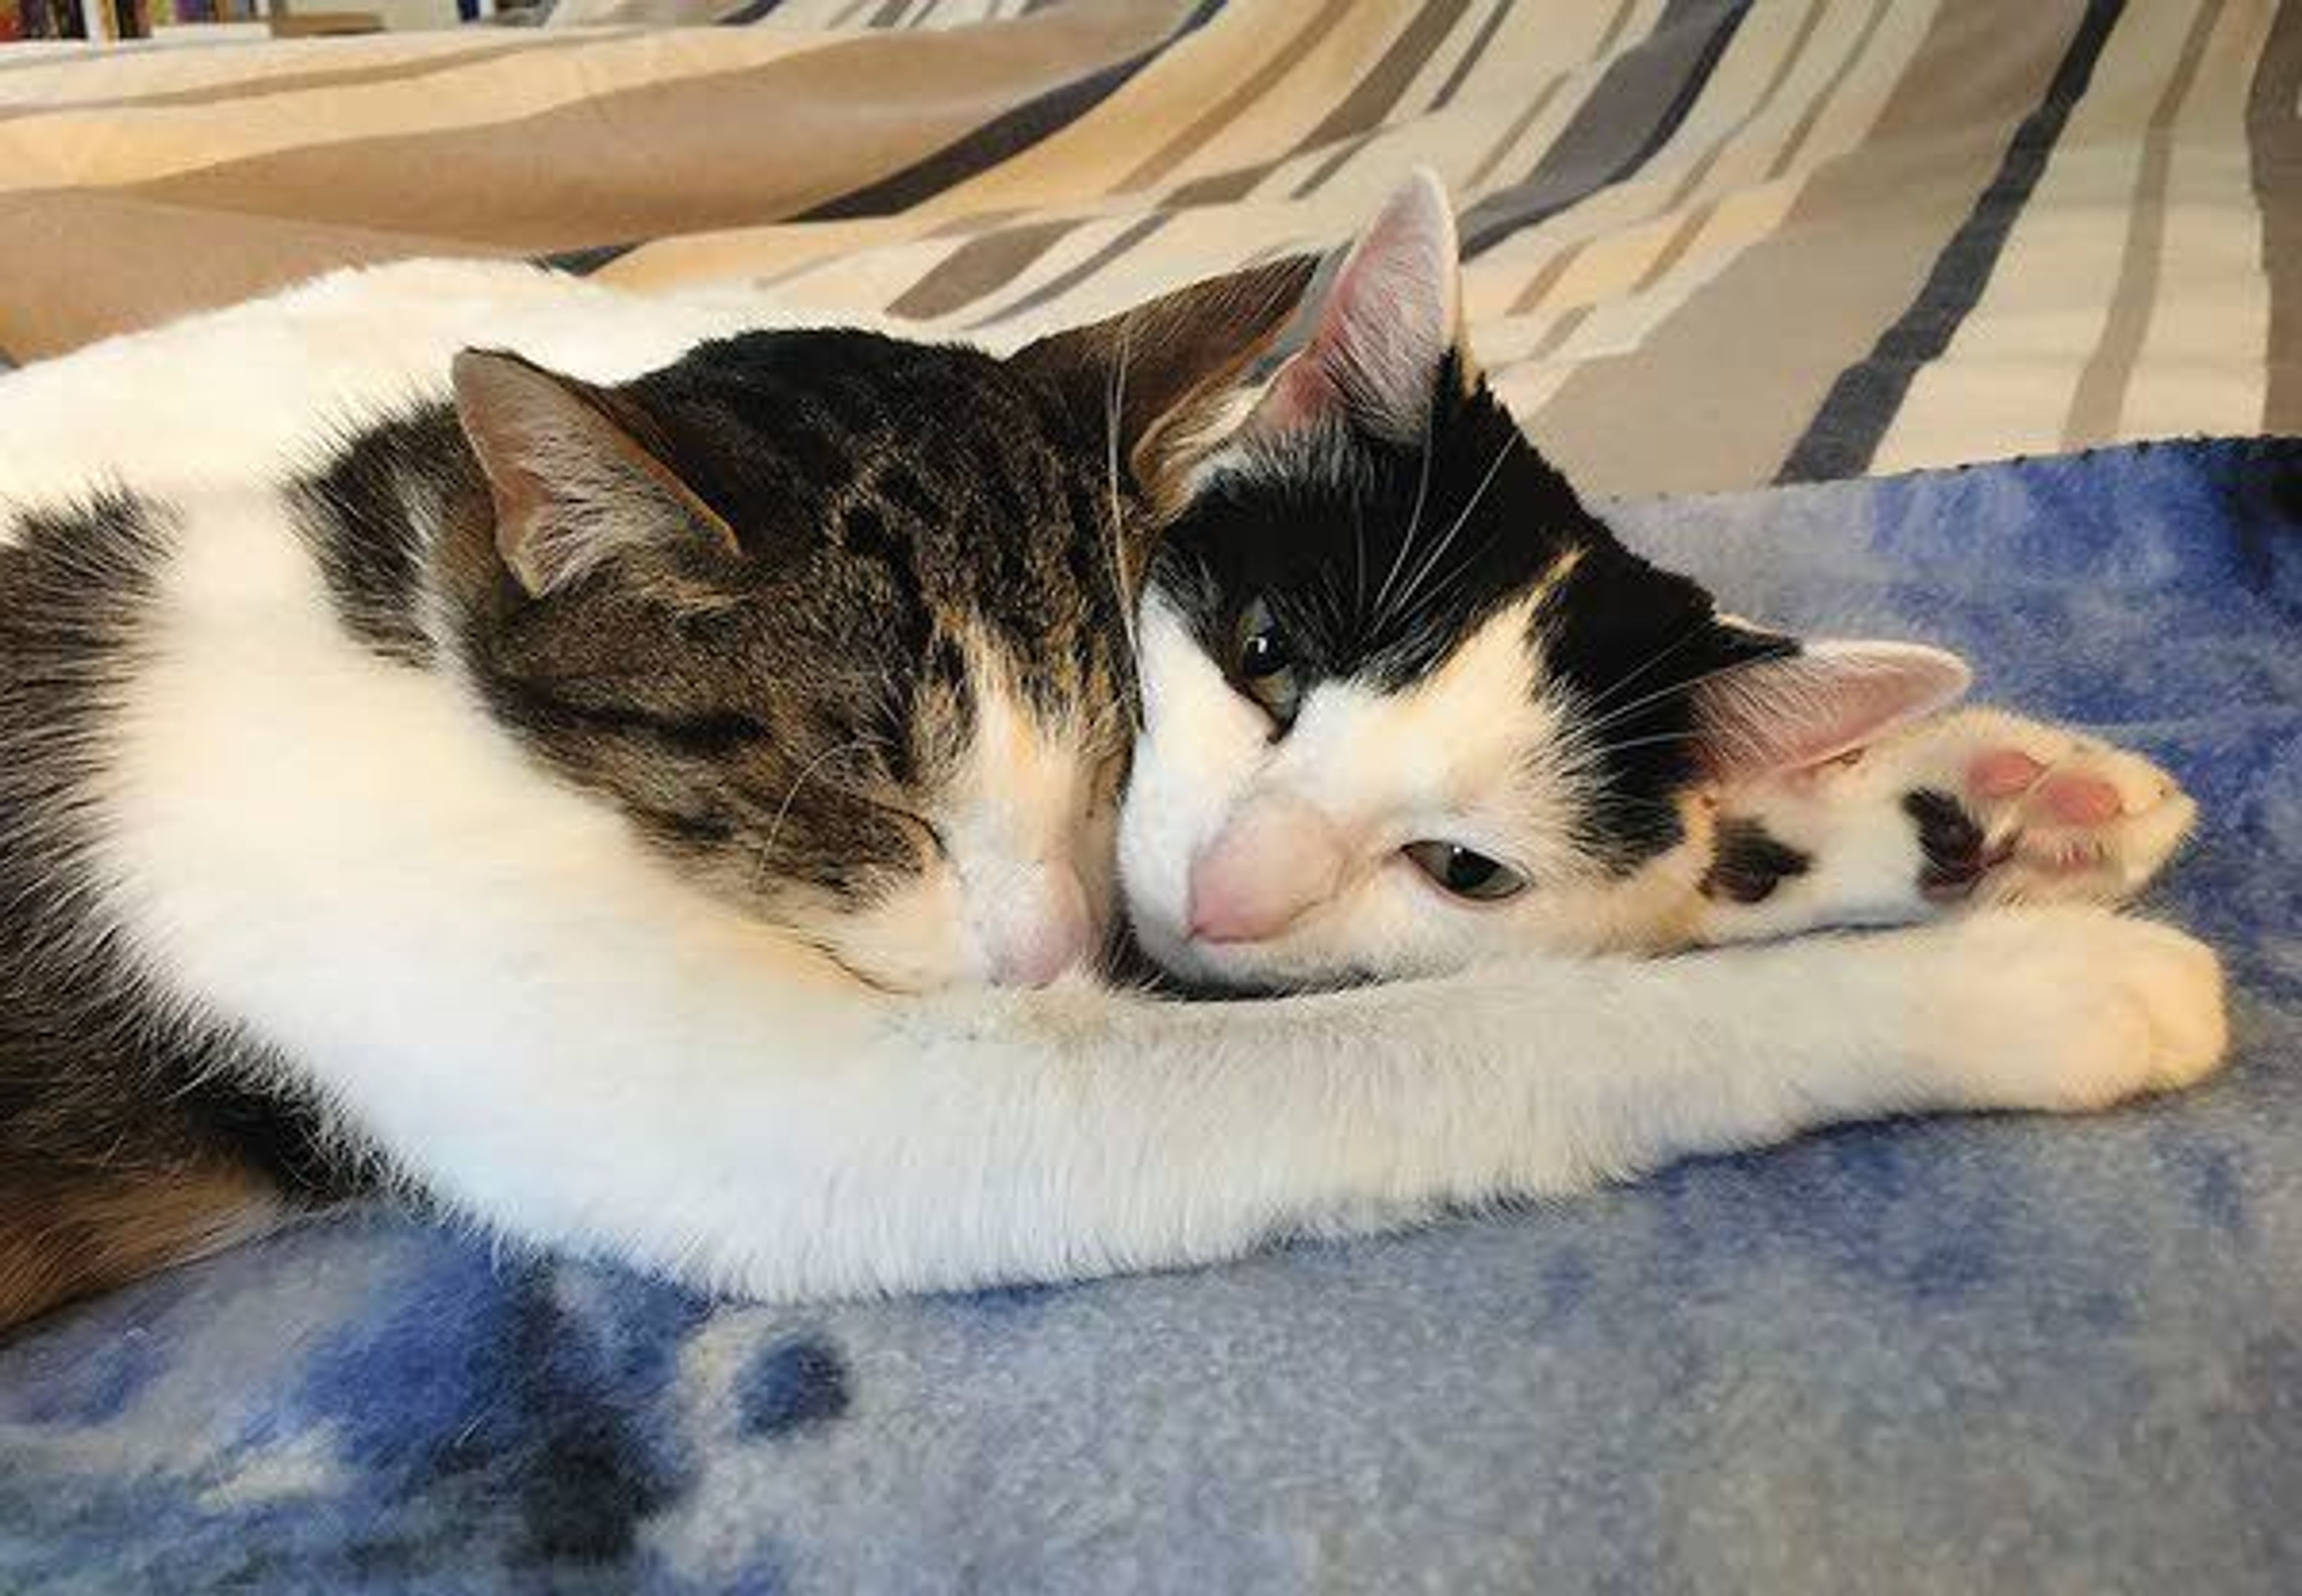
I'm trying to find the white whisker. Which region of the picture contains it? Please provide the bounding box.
[1351,497,1369,619]
[1576,618,1713,720]
[1573,655,1770,743]
[1105,315,1144,726]
[1578,730,1704,763]
[1367,399,1438,630]
[756,735,888,890]
[1384,434,1513,628]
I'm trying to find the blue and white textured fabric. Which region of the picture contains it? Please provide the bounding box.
[3,438,2295,1595]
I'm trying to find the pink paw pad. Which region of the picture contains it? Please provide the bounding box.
[1969,748,2047,799]
[2038,770,2125,826]
[1881,711,2193,915]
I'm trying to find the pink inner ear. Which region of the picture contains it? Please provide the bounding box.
[1254,348,1341,435]
[1697,641,1972,782]
[1242,167,1462,444]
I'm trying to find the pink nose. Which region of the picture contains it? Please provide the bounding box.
[1187,799,1346,945]
[983,866,1092,987]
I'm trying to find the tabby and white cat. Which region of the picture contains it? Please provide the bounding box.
[0,180,2221,1329]
[0,260,1324,1322]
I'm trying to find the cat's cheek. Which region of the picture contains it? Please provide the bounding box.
[1336,871,1513,979]
[812,867,974,992]
[1114,773,1205,970]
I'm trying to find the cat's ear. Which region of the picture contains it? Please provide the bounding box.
[1009,254,1318,511]
[1240,165,1469,447]
[1694,629,1973,781]
[453,348,740,600]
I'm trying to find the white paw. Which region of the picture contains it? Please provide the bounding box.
[1887,707,2196,907]
[1926,908,2228,1112]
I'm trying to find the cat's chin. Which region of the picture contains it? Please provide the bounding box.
[1121,907,1252,987]
[1120,909,1379,999]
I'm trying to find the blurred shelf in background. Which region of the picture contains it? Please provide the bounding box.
[4,0,496,40]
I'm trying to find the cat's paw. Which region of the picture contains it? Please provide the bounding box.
[1891,708,2196,908]
[1924,909,2227,1112]
[1692,709,2196,948]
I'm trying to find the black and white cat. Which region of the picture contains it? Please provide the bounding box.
[1120,172,2200,988]
[0,180,2222,1329]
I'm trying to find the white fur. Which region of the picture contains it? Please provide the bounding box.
[0,260,873,520]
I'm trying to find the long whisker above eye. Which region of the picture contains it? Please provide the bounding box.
[1382,434,1514,633]
[1575,618,1714,721]
[1367,399,1438,631]
[1571,655,1770,743]
[754,734,894,891]
[1351,497,1369,621]
[1574,730,1705,763]
[1386,517,1499,631]
[1104,317,1144,726]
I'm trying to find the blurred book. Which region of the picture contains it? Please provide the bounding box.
[7,0,93,38]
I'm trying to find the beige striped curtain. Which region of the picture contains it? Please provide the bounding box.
[1,0,2294,495]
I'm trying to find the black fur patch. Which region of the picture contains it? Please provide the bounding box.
[1700,818,1813,905]
[1905,787,1989,901]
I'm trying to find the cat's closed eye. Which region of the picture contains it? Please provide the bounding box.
[1231,595,1301,727]
[1402,841,1528,902]
[864,797,945,861]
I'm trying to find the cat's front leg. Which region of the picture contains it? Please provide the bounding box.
[740,907,2226,1296]
[1691,707,2197,945]
[306,892,2222,1300]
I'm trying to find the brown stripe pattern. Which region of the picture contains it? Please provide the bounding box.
[1,0,2293,495]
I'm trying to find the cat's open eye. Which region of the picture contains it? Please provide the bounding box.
[1233,595,1301,726]
[1402,841,1528,903]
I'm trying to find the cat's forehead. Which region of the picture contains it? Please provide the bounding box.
[655,327,1016,405]
[1161,396,1599,689]
[623,331,1117,669]
[629,329,1076,501]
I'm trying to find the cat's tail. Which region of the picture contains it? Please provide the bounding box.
[0,1153,287,1333]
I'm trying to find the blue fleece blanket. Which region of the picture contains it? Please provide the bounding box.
[4,439,2295,1595]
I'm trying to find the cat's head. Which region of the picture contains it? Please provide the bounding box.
[1120,172,1968,989]
[442,262,1311,992]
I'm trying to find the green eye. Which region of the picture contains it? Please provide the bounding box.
[1403,841,1528,902]
[1233,595,1301,725]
